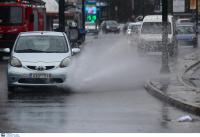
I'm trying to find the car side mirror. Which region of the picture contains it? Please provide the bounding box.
[30,14,34,23]
[4,48,10,53]
[72,48,81,54]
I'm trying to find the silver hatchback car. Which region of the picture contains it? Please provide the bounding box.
[5,31,80,92]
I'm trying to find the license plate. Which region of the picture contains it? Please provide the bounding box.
[30,74,52,78]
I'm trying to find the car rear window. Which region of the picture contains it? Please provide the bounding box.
[141,22,171,34]
[15,36,69,53]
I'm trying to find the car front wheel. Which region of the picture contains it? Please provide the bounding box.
[8,85,15,92]
[193,43,198,48]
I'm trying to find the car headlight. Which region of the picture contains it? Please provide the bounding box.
[97,26,99,29]
[85,26,87,29]
[10,57,22,67]
[60,57,71,68]
[106,26,110,29]
[128,30,131,34]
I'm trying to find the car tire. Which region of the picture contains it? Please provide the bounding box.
[0,56,3,61]
[193,43,198,48]
[8,86,15,92]
[106,31,108,34]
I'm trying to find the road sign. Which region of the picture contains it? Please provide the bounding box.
[173,0,185,12]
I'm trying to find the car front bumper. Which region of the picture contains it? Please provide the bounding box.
[87,29,98,33]
[178,39,197,46]
[7,63,68,87]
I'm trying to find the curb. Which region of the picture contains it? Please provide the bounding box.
[183,60,200,75]
[177,60,200,93]
[145,79,200,115]
[145,57,200,115]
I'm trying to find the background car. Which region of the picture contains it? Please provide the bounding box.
[53,23,59,31]
[138,15,177,56]
[102,20,120,34]
[176,23,198,48]
[5,31,80,92]
[123,22,132,35]
[176,18,190,25]
[126,22,142,36]
[85,22,98,35]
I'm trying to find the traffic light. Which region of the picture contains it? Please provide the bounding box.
[16,0,22,2]
[133,9,135,15]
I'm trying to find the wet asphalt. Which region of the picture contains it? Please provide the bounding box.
[0,32,200,133]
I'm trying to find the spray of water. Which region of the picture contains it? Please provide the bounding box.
[64,34,162,92]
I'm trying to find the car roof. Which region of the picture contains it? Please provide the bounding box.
[19,31,65,36]
[177,18,190,20]
[143,15,173,22]
[128,22,142,25]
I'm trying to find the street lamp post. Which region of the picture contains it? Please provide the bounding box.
[143,0,144,18]
[59,0,65,32]
[160,0,170,74]
[196,0,198,31]
[82,0,85,40]
[171,0,173,15]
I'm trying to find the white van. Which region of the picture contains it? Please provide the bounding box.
[138,15,178,56]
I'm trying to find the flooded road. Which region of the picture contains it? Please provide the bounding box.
[0,33,200,132]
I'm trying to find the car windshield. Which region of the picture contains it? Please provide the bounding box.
[86,22,95,26]
[141,22,171,34]
[0,6,22,26]
[176,26,196,34]
[107,21,118,25]
[15,36,68,53]
[130,25,141,31]
[53,24,59,29]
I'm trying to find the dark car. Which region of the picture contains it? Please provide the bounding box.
[176,24,198,48]
[190,18,200,23]
[102,21,120,34]
[123,22,133,35]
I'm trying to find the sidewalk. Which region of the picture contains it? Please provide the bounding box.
[145,48,200,116]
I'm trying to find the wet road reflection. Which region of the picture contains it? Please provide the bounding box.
[1,33,200,132]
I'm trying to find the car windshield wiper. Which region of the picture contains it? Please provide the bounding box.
[16,49,46,53]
